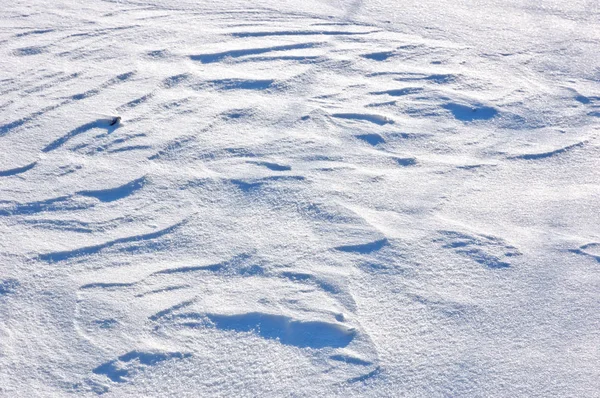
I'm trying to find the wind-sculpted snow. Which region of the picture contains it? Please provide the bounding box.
[206,312,356,349]
[190,42,321,63]
[42,119,122,152]
[77,177,147,202]
[93,351,191,383]
[39,220,187,262]
[0,161,37,177]
[1,1,599,397]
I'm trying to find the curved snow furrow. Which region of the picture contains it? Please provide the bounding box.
[106,144,153,154]
[38,220,186,263]
[0,195,91,217]
[569,243,600,263]
[346,366,382,384]
[0,70,67,98]
[12,45,49,56]
[371,87,424,97]
[0,99,14,111]
[508,141,587,160]
[92,351,191,384]
[116,93,154,111]
[230,30,377,38]
[234,54,323,64]
[14,28,55,38]
[200,78,276,91]
[68,71,136,101]
[42,119,121,152]
[147,135,198,161]
[435,230,521,269]
[0,102,67,137]
[80,282,135,290]
[77,177,147,202]
[62,25,141,41]
[230,175,306,193]
[331,113,394,126]
[23,72,82,95]
[334,238,390,254]
[367,72,458,85]
[152,254,252,277]
[0,78,20,96]
[277,271,359,310]
[148,299,197,322]
[76,254,255,298]
[23,216,138,234]
[0,71,135,137]
[190,42,321,63]
[0,161,37,177]
[134,284,190,297]
[247,160,292,171]
[0,176,146,218]
[73,133,149,156]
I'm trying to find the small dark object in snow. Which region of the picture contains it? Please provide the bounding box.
[110,116,121,126]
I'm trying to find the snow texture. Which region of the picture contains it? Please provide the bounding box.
[1,0,599,396]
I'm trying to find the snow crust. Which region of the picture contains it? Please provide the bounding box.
[1,0,599,396]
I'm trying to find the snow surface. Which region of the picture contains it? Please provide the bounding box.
[1,0,599,396]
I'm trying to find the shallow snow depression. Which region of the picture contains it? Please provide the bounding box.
[1,0,599,396]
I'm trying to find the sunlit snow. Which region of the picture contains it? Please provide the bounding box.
[1,0,599,396]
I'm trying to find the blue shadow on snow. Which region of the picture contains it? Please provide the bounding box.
[335,238,389,254]
[77,177,146,202]
[442,103,498,121]
[93,351,190,383]
[207,312,356,349]
[43,119,120,152]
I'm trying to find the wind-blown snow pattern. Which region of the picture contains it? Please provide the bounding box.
[1,0,599,396]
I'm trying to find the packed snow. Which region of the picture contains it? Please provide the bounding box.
[1,0,599,396]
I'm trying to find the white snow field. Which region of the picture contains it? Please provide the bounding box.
[1,0,599,396]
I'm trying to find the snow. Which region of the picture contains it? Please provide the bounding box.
[1,0,599,396]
